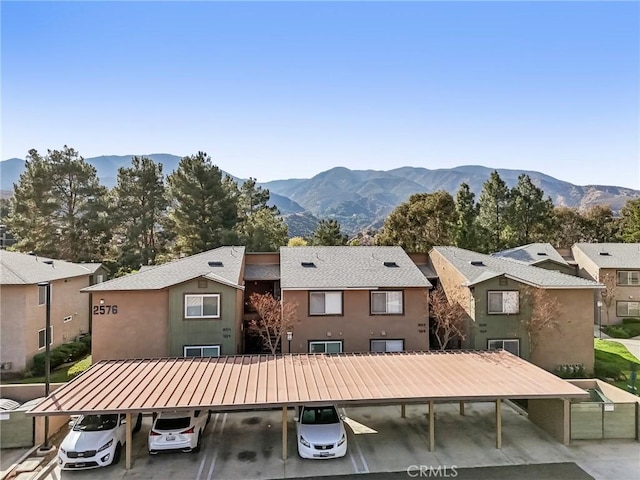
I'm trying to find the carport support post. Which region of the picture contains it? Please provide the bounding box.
[459,401,465,416]
[428,401,435,452]
[401,404,406,418]
[495,399,502,449]
[125,412,132,470]
[282,406,288,461]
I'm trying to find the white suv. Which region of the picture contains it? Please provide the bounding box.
[58,413,142,470]
[148,410,210,454]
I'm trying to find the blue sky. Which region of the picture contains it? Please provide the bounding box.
[2,1,639,188]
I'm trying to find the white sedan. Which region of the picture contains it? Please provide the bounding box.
[148,410,209,454]
[295,405,347,459]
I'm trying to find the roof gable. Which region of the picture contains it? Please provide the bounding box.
[572,243,640,269]
[492,243,569,267]
[82,246,245,292]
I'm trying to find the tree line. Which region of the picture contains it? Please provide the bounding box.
[375,171,640,252]
[3,146,638,275]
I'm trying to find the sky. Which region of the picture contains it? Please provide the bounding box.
[2,1,639,188]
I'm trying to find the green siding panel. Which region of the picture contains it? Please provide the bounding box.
[168,279,239,356]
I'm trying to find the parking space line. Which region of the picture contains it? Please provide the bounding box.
[195,413,220,480]
[342,408,370,474]
[205,413,227,480]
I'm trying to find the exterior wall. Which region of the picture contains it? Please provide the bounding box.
[600,267,640,325]
[245,252,280,265]
[91,290,169,361]
[1,276,91,372]
[282,287,429,353]
[528,398,570,445]
[0,285,27,371]
[168,279,240,356]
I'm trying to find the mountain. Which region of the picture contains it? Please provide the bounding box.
[2,156,638,235]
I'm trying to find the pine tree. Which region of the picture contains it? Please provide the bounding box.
[312,219,348,246]
[453,183,480,250]
[111,156,168,269]
[167,152,238,255]
[505,174,554,246]
[619,198,640,243]
[477,171,510,252]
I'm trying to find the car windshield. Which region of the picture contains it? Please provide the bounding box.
[73,414,118,432]
[155,417,191,431]
[301,407,339,425]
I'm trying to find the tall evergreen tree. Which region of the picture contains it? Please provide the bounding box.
[477,171,510,252]
[375,191,457,251]
[8,146,109,261]
[549,206,587,248]
[505,174,554,247]
[619,198,640,243]
[582,205,621,243]
[312,219,348,246]
[111,156,168,269]
[167,152,238,255]
[240,208,289,252]
[453,183,480,250]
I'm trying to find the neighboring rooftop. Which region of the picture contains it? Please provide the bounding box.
[279,246,432,289]
[0,251,99,285]
[492,243,569,267]
[572,243,640,269]
[244,264,280,281]
[432,246,603,289]
[82,246,246,292]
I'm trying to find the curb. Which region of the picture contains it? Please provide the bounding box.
[0,445,40,480]
[33,457,58,480]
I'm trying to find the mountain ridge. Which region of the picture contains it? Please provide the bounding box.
[2,155,638,235]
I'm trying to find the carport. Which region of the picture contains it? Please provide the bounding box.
[28,350,588,469]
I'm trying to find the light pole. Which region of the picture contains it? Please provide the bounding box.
[37,280,53,453]
[597,300,603,339]
[286,331,293,354]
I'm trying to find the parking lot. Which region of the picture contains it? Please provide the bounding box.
[41,402,639,480]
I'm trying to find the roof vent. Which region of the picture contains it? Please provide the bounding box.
[469,260,485,266]
[208,261,223,267]
[301,262,316,268]
[383,261,399,268]
[599,251,610,256]
[536,252,548,256]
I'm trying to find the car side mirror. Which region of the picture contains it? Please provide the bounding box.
[68,420,75,427]
[339,414,345,420]
[293,416,299,422]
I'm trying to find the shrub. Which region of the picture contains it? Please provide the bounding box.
[603,326,631,339]
[594,360,624,381]
[622,317,640,325]
[68,356,92,379]
[31,338,91,376]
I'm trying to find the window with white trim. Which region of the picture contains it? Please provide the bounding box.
[309,292,342,315]
[38,326,53,350]
[371,339,404,352]
[617,301,640,317]
[96,274,105,283]
[309,341,343,353]
[183,345,220,357]
[617,271,640,286]
[371,291,403,314]
[184,294,220,319]
[488,339,520,356]
[63,315,72,323]
[487,291,519,314]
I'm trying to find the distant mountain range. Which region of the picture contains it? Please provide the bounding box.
[2,154,639,236]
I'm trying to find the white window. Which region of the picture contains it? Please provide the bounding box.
[309,341,343,353]
[63,315,72,323]
[487,291,519,314]
[617,301,640,317]
[488,339,520,356]
[37,284,51,306]
[309,292,342,315]
[96,274,105,283]
[617,271,640,286]
[371,339,404,352]
[38,326,53,350]
[183,345,220,357]
[371,291,403,315]
[184,294,220,319]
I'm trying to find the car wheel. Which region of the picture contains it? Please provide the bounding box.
[112,443,122,465]
[149,450,158,455]
[192,430,202,453]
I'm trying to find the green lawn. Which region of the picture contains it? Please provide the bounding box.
[1,354,91,384]
[594,339,640,395]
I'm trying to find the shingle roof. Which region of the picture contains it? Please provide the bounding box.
[82,246,245,292]
[572,243,640,269]
[279,246,431,289]
[0,251,97,285]
[432,246,602,289]
[492,243,569,267]
[244,264,280,281]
